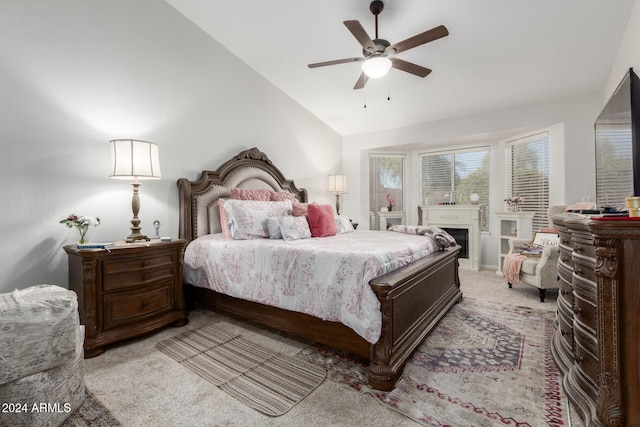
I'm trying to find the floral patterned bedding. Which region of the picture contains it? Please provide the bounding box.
[183,230,442,344]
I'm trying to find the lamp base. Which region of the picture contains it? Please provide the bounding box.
[125,233,150,243]
[125,180,151,243]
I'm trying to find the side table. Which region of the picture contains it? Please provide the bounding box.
[64,239,189,357]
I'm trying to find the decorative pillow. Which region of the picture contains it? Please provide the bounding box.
[279,216,311,241]
[224,199,293,240]
[334,214,355,234]
[218,198,232,238]
[307,204,337,237]
[265,217,283,239]
[293,202,315,217]
[230,188,272,201]
[271,192,296,202]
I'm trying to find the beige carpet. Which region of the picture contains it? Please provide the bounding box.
[82,269,583,426]
[156,324,326,416]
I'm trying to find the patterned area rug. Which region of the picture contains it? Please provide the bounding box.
[298,298,567,427]
[62,388,121,427]
[156,324,326,416]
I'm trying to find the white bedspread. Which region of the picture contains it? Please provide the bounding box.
[183,230,442,344]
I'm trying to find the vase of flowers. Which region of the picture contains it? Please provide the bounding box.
[504,195,524,211]
[386,194,395,212]
[60,214,100,244]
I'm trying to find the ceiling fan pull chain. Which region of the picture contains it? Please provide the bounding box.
[387,73,391,101]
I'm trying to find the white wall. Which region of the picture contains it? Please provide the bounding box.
[0,0,341,292]
[342,93,602,268]
[605,0,640,100]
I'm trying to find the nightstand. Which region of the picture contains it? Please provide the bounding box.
[64,239,189,357]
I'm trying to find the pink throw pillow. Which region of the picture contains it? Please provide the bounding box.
[230,188,272,201]
[271,192,296,202]
[292,202,309,217]
[218,198,232,238]
[307,204,337,237]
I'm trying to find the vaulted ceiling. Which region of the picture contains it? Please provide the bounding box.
[165,0,635,136]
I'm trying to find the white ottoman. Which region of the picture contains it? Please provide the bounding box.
[0,285,85,427]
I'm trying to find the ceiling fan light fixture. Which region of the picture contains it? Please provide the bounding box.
[362,56,392,79]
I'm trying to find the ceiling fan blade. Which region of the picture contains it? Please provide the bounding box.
[386,25,449,55]
[391,58,432,77]
[308,57,364,68]
[353,72,369,90]
[344,20,376,53]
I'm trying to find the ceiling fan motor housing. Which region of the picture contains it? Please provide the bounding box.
[364,38,390,57]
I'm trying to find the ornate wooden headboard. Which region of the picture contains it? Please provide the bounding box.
[177,147,308,242]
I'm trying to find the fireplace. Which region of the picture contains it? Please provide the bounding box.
[442,227,469,259]
[420,205,481,270]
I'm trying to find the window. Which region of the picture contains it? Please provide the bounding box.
[369,154,405,230]
[420,147,491,231]
[505,132,549,231]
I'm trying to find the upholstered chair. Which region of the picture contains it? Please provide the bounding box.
[505,205,566,302]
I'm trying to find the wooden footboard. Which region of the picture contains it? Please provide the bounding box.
[368,245,462,389]
[184,245,461,391]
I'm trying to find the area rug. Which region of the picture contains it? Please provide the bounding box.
[298,298,567,427]
[156,324,326,416]
[62,388,122,427]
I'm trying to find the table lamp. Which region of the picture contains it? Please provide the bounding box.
[109,139,161,242]
[327,174,348,215]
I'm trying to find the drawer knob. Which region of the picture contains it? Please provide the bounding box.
[574,268,582,275]
[561,289,567,295]
[575,356,584,363]
[142,301,149,307]
[561,329,568,336]
[562,257,568,262]
[574,307,583,315]
[143,274,149,280]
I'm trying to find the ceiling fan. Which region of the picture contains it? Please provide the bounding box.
[308,0,449,90]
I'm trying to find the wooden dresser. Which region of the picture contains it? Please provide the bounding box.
[551,215,640,426]
[64,239,189,357]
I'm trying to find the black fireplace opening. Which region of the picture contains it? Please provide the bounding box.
[442,227,469,259]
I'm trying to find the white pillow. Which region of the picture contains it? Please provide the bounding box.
[279,216,311,241]
[265,217,284,239]
[334,214,355,234]
[224,200,293,240]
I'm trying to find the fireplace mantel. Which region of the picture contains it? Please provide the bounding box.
[420,205,481,270]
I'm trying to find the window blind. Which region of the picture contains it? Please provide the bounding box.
[505,132,550,231]
[420,146,491,231]
[595,125,633,208]
[369,154,405,230]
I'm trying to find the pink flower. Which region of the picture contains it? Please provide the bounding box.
[386,194,395,206]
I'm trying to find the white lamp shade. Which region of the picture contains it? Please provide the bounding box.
[362,56,392,79]
[109,139,161,180]
[327,174,348,194]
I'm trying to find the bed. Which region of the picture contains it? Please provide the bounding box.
[177,147,462,391]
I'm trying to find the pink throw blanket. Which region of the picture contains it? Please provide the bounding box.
[503,253,529,283]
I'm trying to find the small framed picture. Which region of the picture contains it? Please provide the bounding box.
[532,231,560,247]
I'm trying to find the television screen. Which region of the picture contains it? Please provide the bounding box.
[595,68,640,209]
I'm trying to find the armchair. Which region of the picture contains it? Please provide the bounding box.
[503,205,565,302]
[505,239,559,302]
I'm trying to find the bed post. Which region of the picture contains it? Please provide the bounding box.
[177,178,194,242]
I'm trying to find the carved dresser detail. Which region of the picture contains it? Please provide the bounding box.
[551,215,639,426]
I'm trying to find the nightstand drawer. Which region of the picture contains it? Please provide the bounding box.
[103,283,173,329]
[103,253,175,291]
